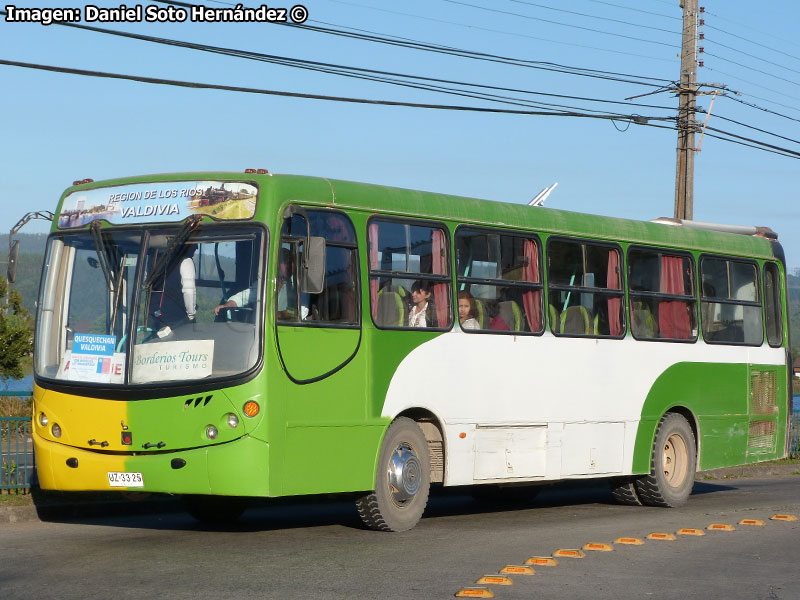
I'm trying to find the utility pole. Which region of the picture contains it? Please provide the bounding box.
[674,0,698,220]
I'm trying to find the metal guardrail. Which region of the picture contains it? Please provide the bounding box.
[790,413,800,457]
[1,390,34,492]
[1,417,33,491]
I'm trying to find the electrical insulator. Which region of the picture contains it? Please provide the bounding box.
[700,6,705,12]
[699,33,704,40]
[699,18,704,25]
[699,47,704,53]
[699,60,704,68]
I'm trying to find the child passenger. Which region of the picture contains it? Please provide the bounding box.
[458,291,480,330]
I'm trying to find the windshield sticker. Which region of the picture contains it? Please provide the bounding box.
[59,181,257,228]
[60,334,126,383]
[132,339,214,383]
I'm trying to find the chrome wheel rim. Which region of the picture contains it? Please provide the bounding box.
[662,433,688,487]
[387,442,422,508]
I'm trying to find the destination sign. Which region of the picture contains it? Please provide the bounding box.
[58,181,258,228]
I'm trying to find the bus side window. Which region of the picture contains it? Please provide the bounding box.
[280,210,359,326]
[700,256,763,346]
[764,262,783,347]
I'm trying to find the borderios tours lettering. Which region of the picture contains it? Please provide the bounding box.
[121,203,180,219]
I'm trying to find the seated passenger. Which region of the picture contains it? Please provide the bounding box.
[408,280,437,327]
[458,291,480,330]
[153,244,197,329]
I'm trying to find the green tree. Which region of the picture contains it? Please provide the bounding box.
[0,276,33,380]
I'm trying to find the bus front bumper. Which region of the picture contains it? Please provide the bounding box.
[34,433,270,496]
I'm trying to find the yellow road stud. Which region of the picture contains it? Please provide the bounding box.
[476,575,513,585]
[525,556,558,566]
[614,537,644,545]
[646,532,677,540]
[500,565,535,575]
[553,549,586,558]
[739,519,765,526]
[583,543,614,551]
[771,514,798,522]
[677,528,705,536]
[456,587,495,598]
[707,523,735,531]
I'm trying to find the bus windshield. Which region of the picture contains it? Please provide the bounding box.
[35,224,266,387]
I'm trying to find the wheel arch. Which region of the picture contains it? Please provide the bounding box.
[633,403,700,474]
[394,407,446,484]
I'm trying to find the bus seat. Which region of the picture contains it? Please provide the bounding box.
[376,286,407,327]
[548,304,559,331]
[559,305,591,335]
[631,301,658,338]
[474,298,489,329]
[498,300,522,331]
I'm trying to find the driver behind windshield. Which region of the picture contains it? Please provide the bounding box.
[152,244,197,328]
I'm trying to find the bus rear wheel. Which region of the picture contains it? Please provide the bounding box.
[356,417,431,532]
[635,413,696,507]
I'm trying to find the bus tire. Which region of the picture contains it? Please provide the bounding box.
[356,417,431,532]
[609,477,643,506]
[635,413,696,508]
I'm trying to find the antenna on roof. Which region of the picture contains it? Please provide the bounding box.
[528,182,558,207]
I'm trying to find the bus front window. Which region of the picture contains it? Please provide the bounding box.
[35,226,266,387]
[35,231,141,383]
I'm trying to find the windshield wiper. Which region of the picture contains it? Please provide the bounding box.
[142,215,203,291]
[90,221,116,294]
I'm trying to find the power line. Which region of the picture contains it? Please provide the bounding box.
[152,2,673,87]
[505,0,680,34]
[712,113,800,147]
[704,51,800,90]
[439,0,679,48]
[325,0,674,62]
[0,58,673,125]
[585,0,680,21]
[35,17,678,117]
[704,37,800,78]
[704,16,800,55]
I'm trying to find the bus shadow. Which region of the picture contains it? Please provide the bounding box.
[37,480,739,533]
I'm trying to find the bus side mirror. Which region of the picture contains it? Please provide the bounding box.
[7,239,19,284]
[300,236,326,294]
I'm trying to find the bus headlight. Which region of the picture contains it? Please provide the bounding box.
[226,413,239,429]
[51,423,62,438]
[39,412,48,427]
[205,425,218,440]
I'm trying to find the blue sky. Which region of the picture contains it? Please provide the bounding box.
[1,1,799,266]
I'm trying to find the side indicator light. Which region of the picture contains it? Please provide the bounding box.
[647,533,676,540]
[476,575,512,585]
[499,565,534,575]
[66,458,78,468]
[583,543,614,551]
[455,588,494,598]
[171,458,187,470]
[525,556,558,566]
[707,523,735,531]
[553,549,585,558]
[771,514,798,521]
[677,528,705,536]
[121,431,133,445]
[615,537,644,545]
[243,401,260,417]
[739,519,765,526]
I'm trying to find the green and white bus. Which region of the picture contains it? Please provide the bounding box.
[32,171,791,530]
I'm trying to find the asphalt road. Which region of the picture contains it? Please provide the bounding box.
[1,477,798,600]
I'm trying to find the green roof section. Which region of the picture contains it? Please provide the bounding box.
[57,171,777,260]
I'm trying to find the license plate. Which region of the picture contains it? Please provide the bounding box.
[107,471,144,488]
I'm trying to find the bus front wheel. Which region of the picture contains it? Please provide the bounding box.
[635,413,696,507]
[356,417,431,532]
